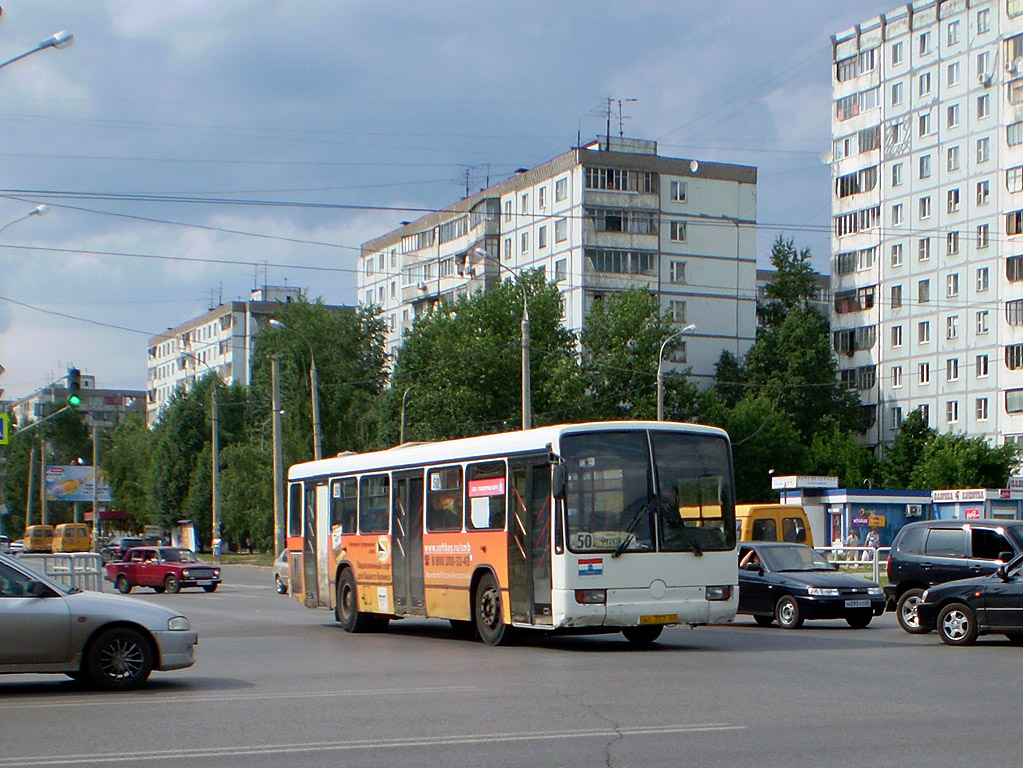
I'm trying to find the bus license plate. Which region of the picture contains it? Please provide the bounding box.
[640,614,678,625]
[845,599,870,608]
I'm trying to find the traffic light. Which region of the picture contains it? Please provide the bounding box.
[67,368,81,407]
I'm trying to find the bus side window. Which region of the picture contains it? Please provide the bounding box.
[359,474,390,534]
[331,477,358,533]
[288,483,302,537]
[427,467,463,532]
[466,461,506,531]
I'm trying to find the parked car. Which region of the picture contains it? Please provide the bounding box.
[105,547,221,594]
[0,535,9,554]
[100,536,145,564]
[916,553,1023,646]
[737,542,886,629]
[885,519,1023,634]
[0,552,197,690]
[274,549,290,595]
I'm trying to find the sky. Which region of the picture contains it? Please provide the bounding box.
[0,0,893,401]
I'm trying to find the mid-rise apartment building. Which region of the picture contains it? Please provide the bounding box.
[146,286,338,425]
[831,0,1023,447]
[11,370,145,429]
[360,137,758,386]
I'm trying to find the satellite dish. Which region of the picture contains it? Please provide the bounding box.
[820,149,834,165]
[689,160,699,173]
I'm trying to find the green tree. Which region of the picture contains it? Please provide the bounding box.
[877,409,935,489]
[806,420,877,489]
[579,289,698,421]
[910,433,1019,490]
[251,298,387,463]
[100,414,154,532]
[220,443,273,551]
[758,235,822,329]
[387,270,580,442]
[712,350,745,410]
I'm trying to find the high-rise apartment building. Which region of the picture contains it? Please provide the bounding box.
[831,0,1023,447]
[360,137,758,386]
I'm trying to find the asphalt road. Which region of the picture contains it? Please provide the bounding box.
[0,564,1017,768]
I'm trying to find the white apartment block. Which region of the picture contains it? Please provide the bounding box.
[11,371,145,429]
[146,286,311,425]
[831,0,1023,448]
[360,137,758,387]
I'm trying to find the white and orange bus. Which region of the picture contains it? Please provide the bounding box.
[285,420,738,645]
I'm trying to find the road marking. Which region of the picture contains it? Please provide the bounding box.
[0,685,479,710]
[2,724,745,766]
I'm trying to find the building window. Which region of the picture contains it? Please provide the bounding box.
[1008,390,1023,414]
[555,259,567,283]
[918,279,930,304]
[892,365,903,388]
[920,404,930,425]
[538,225,547,250]
[1011,0,1023,19]
[919,362,931,384]
[918,237,931,261]
[919,71,932,96]
[947,188,960,213]
[892,81,904,106]
[554,218,567,243]
[669,221,687,242]
[892,203,903,226]
[1008,166,1023,193]
[977,136,990,162]
[946,315,959,339]
[919,154,931,179]
[521,193,529,214]
[977,180,990,205]
[977,310,990,335]
[977,354,989,377]
[1009,210,1023,236]
[520,231,529,254]
[946,401,959,424]
[947,20,960,46]
[669,179,687,202]
[979,9,991,34]
[947,231,960,255]
[892,162,903,186]
[891,284,903,309]
[977,398,989,421]
[670,300,687,324]
[891,242,904,267]
[669,260,687,284]
[947,146,960,171]
[1009,298,1023,325]
[947,61,961,86]
[1010,256,1023,282]
[947,358,960,381]
[919,321,931,344]
[947,273,959,297]
[892,325,903,348]
[892,407,904,428]
[555,177,568,202]
[538,186,546,209]
[978,94,991,119]
[892,40,904,65]
[978,223,990,249]
[918,111,932,137]
[947,103,960,128]
[503,237,512,261]
[919,196,931,219]
[586,249,656,275]
[503,200,512,222]
[1009,121,1023,147]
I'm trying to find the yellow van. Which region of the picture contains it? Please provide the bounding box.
[53,522,92,553]
[23,524,55,553]
[736,504,813,547]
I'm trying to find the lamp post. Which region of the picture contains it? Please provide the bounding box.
[0,31,73,71]
[269,318,322,460]
[657,324,697,421]
[472,247,531,430]
[0,204,48,234]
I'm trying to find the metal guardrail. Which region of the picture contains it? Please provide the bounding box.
[16,552,103,592]
[816,545,892,584]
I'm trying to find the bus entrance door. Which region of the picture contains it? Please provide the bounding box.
[392,472,426,616]
[303,482,320,609]
[509,461,553,626]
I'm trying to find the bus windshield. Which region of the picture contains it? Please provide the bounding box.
[562,429,735,554]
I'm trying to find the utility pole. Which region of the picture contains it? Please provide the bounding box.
[211,385,221,548]
[91,425,100,549]
[271,357,285,556]
[25,444,35,527]
[40,438,47,525]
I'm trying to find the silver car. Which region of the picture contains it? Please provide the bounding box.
[0,553,198,690]
[274,549,290,594]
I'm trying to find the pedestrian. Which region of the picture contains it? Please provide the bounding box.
[864,526,880,551]
[844,529,860,562]
[213,535,223,565]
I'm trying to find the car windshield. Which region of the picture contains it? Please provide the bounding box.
[761,545,835,572]
[161,549,199,563]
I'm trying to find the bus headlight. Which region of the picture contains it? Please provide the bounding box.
[705,585,732,601]
[574,589,606,604]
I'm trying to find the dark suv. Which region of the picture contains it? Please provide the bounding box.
[100,536,145,564]
[886,519,1023,633]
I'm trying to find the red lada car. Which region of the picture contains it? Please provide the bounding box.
[105,546,221,594]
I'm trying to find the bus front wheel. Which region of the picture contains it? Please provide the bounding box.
[336,569,373,633]
[474,573,510,646]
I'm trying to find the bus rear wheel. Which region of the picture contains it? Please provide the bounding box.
[622,625,663,646]
[474,573,510,646]
[336,569,373,633]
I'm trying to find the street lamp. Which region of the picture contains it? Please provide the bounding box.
[471,247,531,430]
[657,323,696,421]
[0,30,73,71]
[0,204,48,234]
[269,318,322,460]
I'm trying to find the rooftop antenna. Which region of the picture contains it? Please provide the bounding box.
[618,98,637,139]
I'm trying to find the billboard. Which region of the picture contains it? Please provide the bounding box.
[45,465,112,503]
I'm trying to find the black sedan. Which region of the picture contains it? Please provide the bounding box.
[737,542,886,629]
[916,553,1023,646]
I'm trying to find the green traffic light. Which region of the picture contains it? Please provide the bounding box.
[68,393,82,406]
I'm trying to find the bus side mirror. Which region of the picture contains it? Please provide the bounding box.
[552,464,567,500]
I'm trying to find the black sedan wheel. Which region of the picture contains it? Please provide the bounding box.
[896,588,932,634]
[775,595,804,629]
[753,615,774,627]
[845,611,872,629]
[84,627,154,691]
[937,602,978,646]
[202,583,218,593]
